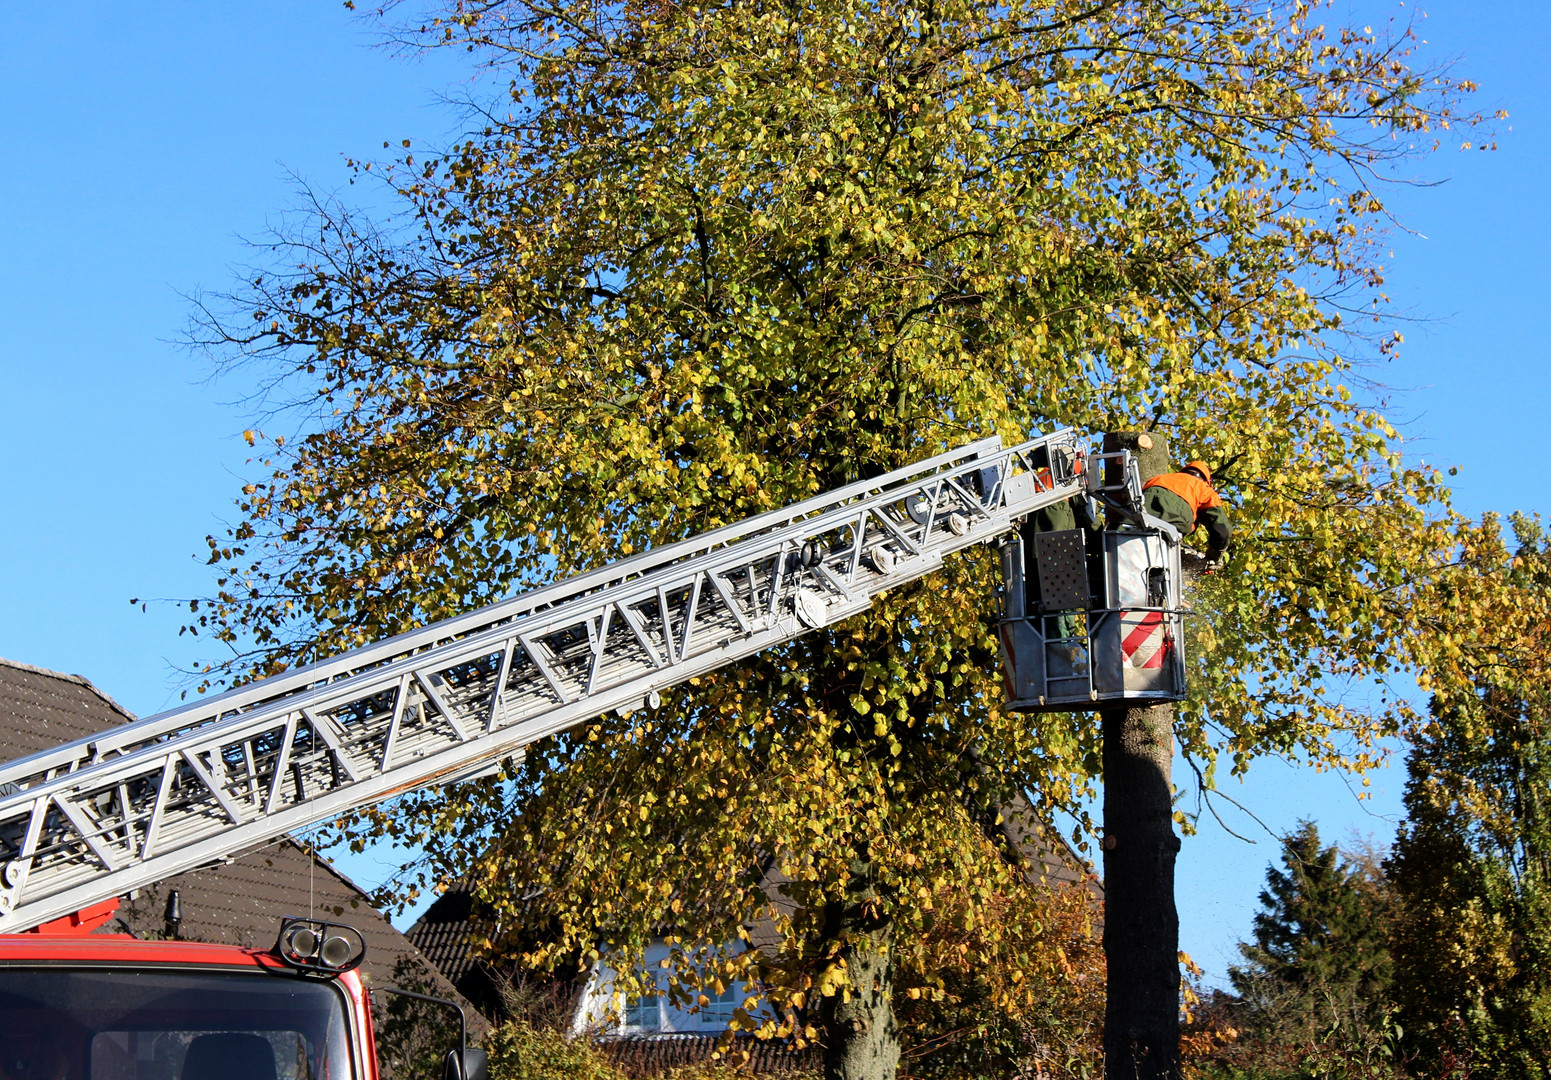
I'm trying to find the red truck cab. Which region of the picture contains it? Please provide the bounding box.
[0,913,486,1080]
[0,929,381,1080]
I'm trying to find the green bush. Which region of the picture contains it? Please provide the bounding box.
[484,1025,819,1080]
[485,1022,624,1080]
[658,1067,817,1080]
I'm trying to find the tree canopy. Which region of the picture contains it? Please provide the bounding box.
[1231,820,1394,1010]
[188,1,1485,1075]
[1388,514,1551,1074]
[1193,517,1551,1077]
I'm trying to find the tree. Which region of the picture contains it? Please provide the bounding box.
[1184,823,1399,1078]
[1230,821,1394,1019]
[1388,515,1551,1076]
[188,3,1482,1078]
[895,876,1106,1078]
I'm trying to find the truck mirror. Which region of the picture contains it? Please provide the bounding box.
[381,986,482,1080]
[444,1048,489,1080]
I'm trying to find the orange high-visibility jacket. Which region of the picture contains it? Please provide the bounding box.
[1143,472,1222,514]
[1142,472,1232,556]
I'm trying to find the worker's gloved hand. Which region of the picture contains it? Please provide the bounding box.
[1201,555,1223,575]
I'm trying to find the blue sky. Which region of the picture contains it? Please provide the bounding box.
[1,2,1546,983]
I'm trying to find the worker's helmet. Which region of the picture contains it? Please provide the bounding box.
[1184,460,1213,484]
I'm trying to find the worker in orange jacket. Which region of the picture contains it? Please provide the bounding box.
[1142,460,1232,564]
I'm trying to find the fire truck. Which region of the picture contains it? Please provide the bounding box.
[0,431,1184,1080]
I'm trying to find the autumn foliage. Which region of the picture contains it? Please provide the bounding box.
[186,1,1486,1075]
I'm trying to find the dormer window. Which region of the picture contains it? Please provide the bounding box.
[624,990,661,1032]
[623,967,664,1032]
[699,983,737,1028]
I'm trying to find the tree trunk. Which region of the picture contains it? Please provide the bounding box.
[817,879,899,1080]
[1101,702,1181,1079]
[1101,432,1181,1080]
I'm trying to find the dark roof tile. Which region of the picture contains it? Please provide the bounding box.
[406,887,485,987]
[0,657,136,757]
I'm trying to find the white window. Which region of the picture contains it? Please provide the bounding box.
[622,965,665,1033]
[699,983,738,1028]
[624,991,661,1032]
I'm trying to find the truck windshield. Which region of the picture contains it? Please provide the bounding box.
[0,967,352,1080]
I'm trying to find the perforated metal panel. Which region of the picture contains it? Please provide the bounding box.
[1034,529,1089,612]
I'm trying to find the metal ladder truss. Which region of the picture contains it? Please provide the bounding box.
[0,429,1088,931]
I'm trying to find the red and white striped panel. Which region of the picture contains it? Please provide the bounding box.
[1120,611,1168,670]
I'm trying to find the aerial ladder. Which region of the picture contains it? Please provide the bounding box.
[0,429,1185,934]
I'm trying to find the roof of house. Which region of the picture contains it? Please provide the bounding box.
[1000,789,1104,896]
[405,883,486,990]
[0,656,137,757]
[106,837,456,995]
[0,656,472,1011]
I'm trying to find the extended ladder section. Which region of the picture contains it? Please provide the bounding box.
[0,431,1097,931]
